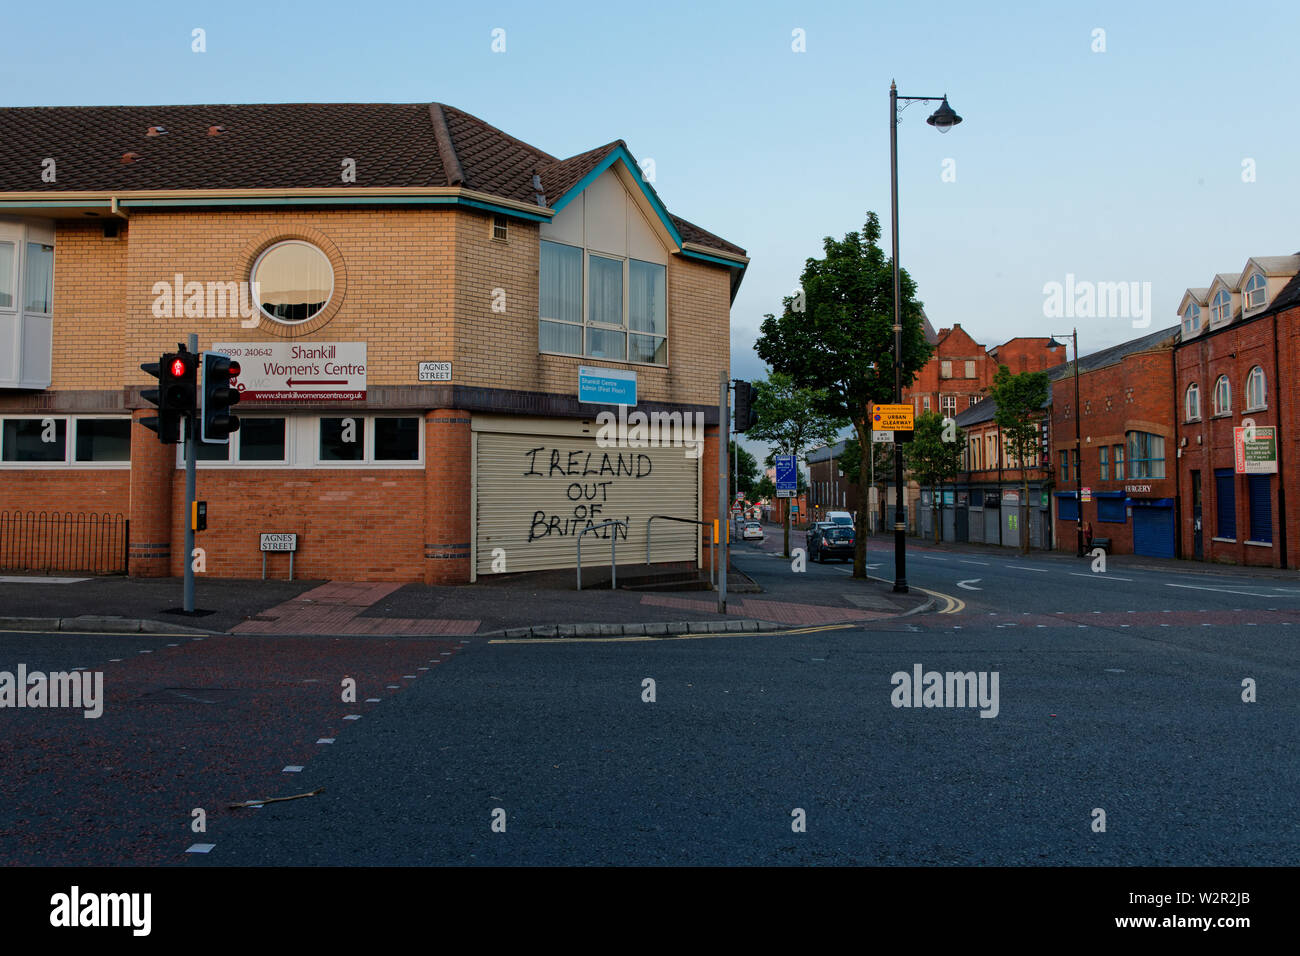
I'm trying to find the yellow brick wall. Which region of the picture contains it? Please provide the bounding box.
[18,206,731,408]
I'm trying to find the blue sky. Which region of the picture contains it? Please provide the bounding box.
[5,0,1298,463]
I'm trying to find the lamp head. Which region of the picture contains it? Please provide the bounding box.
[927,96,962,133]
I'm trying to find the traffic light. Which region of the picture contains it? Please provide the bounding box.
[733,380,759,433]
[139,349,197,443]
[200,351,241,443]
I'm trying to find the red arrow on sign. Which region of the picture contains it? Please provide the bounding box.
[286,379,348,386]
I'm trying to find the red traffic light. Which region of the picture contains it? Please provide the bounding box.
[228,360,241,378]
[169,357,187,377]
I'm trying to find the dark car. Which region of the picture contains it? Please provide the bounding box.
[809,524,856,562]
[805,521,835,549]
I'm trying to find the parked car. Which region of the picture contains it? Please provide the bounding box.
[825,510,854,527]
[742,521,764,541]
[805,521,835,548]
[809,524,856,562]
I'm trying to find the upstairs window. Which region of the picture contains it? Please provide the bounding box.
[941,395,956,417]
[1245,366,1266,410]
[1099,444,1109,480]
[1127,431,1165,479]
[1211,289,1231,324]
[539,239,667,365]
[1182,303,1200,337]
[252,240,333,324]
[964,360,976,378]
[0,241,14,309]
[1243,273,1266,310]
[1214,375,1231,415]
[1185,383,1200,421]
[940,360,952,379]
[23,242,54,314]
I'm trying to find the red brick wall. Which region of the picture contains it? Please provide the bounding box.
[1175,307,1298,568]
[1051,346,1176,555]
[0,469,130,572]
[168,465,426,581]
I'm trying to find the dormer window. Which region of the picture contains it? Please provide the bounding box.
[1211,289,1231,324]
[1244,273,1266,310]
[1182,303,1200,336]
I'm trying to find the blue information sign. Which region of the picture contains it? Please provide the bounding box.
[775,454,797,497]
[578,366,637,405]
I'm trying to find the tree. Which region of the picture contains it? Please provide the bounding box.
[839,436,894,532]
[753,474,775,503]
[905,412,967,544]
[728,440,760,501]
[755,212,933,577]
[747,372,847,557]
[988,365,1049,554]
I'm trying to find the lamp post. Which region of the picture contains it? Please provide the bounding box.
[889,81,961,593]
[1050,329,1084,556]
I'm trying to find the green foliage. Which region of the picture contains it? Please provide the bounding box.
[748,371,848,462]
[906,411,967,489]
[753,475,775,501]
[729,440,760,499]
[839,436,894,488]
[988,366,1049,469]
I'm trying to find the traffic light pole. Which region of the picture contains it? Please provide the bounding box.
[183,332,198,613]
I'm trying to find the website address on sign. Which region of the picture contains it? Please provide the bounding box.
[243,391,366,401]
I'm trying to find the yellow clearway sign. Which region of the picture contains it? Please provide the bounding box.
[872,404,914,430]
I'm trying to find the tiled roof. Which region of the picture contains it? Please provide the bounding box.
[807,440,849,463]
[1048,325,1179,379]
[0,101,743,255]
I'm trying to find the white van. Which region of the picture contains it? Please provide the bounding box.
[825,510,854,527]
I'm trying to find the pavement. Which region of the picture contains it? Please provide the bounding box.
[0,530,929,637]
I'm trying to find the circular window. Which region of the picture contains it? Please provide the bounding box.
[251,240,334,324]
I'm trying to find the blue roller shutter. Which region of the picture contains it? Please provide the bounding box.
[1056,493,1078,522]
[1248,475,1272,543]
[1214,469,1236,539]
[1097,493,1126,523]
[1132,502,1175,558]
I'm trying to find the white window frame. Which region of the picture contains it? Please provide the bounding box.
[0,415,131,469]
[538,239,669,368]
[964,360,976,378]
[1213,375,1231,415]
[1182,304,1200,336]
[1245,366,1266,411]
[1243,273,1266,311]
[940,360,952,379]
[313,414,424,468]
[1185,383,1200,421]
[1211,289,1231,324]
[250,239,335,326]
[491,214,509,242]
[941,395,957,417]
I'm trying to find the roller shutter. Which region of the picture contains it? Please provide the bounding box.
[475,424,700,576]
[1247,475,1272,543]
[1132,503,1174,559]
[1214,469,1236,540]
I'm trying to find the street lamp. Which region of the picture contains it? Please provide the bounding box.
[889,81,962,593]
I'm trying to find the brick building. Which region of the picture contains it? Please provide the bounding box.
[0,103,746,583]
[952,385,1053,548]
[806,440,859,522]
[902,322,1065,420]
[1174,255,1300,568]
[1049,326,1180,558]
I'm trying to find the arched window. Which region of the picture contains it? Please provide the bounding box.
[1211,289,1231,324]
[1185,383,1200,420]
[1214,375,1231,415]
[1182,303,1200,336]
[1246,366,1266,410]
[1244,273,1266,310]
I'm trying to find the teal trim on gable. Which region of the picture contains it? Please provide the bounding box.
[102,195,551,221]
[679,247,745,270]
[0,200,113,209]
[548,146,683,248]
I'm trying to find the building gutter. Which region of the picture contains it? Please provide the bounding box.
[1272,311,1289,567]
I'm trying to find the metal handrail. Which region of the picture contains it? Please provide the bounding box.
[576,519,629,591]
[646,514,714,588]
